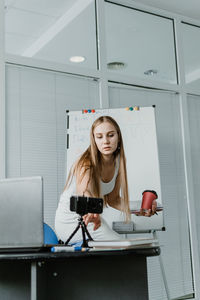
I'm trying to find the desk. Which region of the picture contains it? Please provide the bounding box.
[0,246,160,300]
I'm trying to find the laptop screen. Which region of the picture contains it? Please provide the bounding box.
[0,176,44,249]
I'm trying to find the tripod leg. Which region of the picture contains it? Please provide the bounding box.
[81,224,88,247]
[65,223,80,245]
[82,221,93,241]
[65,217,93,247]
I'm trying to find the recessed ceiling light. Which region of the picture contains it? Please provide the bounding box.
[144,69,158,76]
[107,62,126,70]
[70,56,85,63]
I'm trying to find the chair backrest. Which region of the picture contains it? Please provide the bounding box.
[43,223,58,245]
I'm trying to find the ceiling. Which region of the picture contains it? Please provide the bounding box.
[135,0,200,21]
[5,0,98,68]
[4,0,200,88]
[5,0,200,56]
[5,0,200,59]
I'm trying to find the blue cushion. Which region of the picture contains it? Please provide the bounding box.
[43,223,58,245]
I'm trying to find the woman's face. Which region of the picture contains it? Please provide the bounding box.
[93,121,119,156]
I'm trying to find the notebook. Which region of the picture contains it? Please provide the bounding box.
[87,237,158,249]
[0,176,44,251]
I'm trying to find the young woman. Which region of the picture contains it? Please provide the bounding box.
[55,115,156,243]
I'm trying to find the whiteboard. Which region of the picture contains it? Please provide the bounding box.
[66,107,164,232]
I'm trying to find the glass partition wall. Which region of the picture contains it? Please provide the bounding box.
[5,0,98,69]
[105,2,177,84]
[5,64,100,228]
[109,85,194,299]
[3,0,200,299]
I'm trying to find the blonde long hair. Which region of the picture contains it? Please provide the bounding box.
[65,116,130,221]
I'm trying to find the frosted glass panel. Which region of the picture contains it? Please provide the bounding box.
[182,23,200,91]
[109,85,193,300]
[105,2,177,84]
[6,64,100,228]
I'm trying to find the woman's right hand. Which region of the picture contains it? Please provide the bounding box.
[83,213,101,231]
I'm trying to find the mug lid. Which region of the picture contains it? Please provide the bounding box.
[142,190,158,198]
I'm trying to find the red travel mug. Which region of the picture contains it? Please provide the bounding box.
[141,190,158,211]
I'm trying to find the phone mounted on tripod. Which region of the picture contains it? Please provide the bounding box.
[64,196,103,247]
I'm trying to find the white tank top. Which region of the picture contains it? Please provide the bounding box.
[100,157,120,196]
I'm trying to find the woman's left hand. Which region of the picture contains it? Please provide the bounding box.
[136,200,157,217]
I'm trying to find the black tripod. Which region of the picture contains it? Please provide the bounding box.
[65,215,93,247]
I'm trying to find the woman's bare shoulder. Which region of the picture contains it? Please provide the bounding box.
[75,159,91,184]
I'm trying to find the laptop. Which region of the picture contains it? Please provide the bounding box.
[0,176,45,252]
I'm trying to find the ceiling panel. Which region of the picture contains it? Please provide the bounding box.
[5,0,76,18]
[5,33,35,55]
[34,1,97,69]
[5,7,56,38]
